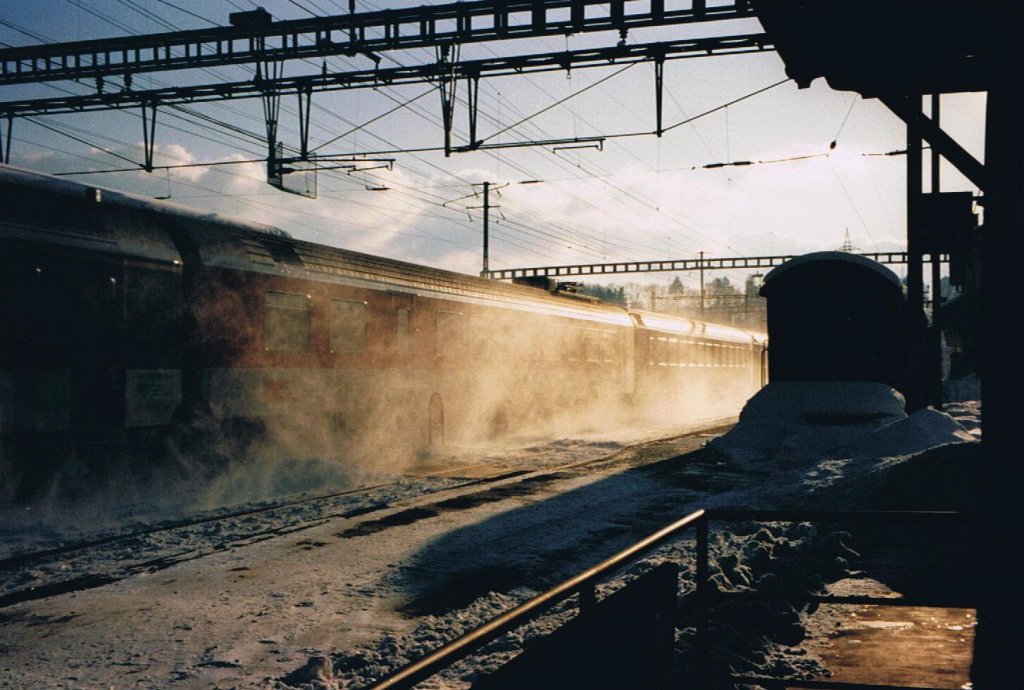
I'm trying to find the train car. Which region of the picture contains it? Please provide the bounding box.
[0,164,766,502]
[758,251,920,400]
[630,310,766,416]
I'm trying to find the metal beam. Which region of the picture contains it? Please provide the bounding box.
[483,252,937,279]
[0,35,771,117]
[140,101,157,172]
[880,93,987,191]
[0,113,11,164]
[0,0,756,87]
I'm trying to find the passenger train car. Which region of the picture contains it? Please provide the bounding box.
[0,164,766,501]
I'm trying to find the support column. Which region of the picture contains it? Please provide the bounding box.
[654,56,664,137]
[141,101,157,172]
[297,86,312,160]
[437,44,459,157]
[930,93,944,408]
[481,181,490,277]
[905,97,926,411]
[972,75,1024,690]
[467,73,480,149]
[1,113,12,164]
[699,251,705,315]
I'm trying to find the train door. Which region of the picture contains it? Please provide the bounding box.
[389,292,426,446]
[9,250,125,457]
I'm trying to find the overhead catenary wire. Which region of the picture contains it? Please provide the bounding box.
[6,0,770,261]
[830,96,858,149]
[2,3,885,271]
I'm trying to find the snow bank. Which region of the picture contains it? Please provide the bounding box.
[710,381,973,465]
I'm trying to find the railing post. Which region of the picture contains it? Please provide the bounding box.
[695,513,710,689]
[579,581,596,614]
[365,509,706,690]
[654,563,679,690]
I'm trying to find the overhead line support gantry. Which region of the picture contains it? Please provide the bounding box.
[0,0,756,87]
[482,252,938,280]
[0,0,762,176]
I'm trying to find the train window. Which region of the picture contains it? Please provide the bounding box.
[436,311,465,357]
[655,337,667,366]
[543,322,561,362]
[682,340,695,366]
[497,320,513,358]
[395,307,411,355]
[606,332,621,364]
[586,330,612,364]
[467,315,490,359]
[330,299,367,354]
[126,266,180,364]
[585,331,601,363]
[601,331,616,363]
[265,291,310,352]
[568,327,585,362]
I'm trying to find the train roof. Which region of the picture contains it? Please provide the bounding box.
[760,251,902,294]
[0,164,289,239]
[0,163,288,267]
[1,163,766,340]
[630,310,766,344]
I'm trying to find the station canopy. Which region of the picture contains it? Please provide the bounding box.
[753,0,1012,97]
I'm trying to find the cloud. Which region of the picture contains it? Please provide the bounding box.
[6,135,907,277]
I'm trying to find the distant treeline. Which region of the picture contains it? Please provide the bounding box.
[579,276,766,330]
[578,283,628,306]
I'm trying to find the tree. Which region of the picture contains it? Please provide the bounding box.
[708,276,737,296]
[579,283,627,306]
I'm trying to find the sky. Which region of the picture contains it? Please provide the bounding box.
[0,0,988,290]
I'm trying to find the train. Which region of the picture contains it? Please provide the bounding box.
[758,250,926,408]
[0,164,767,503]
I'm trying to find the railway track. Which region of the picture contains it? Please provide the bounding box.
[0,423,749,609]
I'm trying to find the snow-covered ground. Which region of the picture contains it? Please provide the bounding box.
[0,382,980,690]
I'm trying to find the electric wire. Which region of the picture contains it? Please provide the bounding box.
[3,3,881,271]
[6,4,759,264]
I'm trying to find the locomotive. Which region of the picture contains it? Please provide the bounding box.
[0,165,766,502]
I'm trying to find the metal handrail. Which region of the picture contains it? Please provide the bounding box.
[367,507,973,690]
[708,509,968,524]
[698,509,976,690]
[366,508,707,690]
